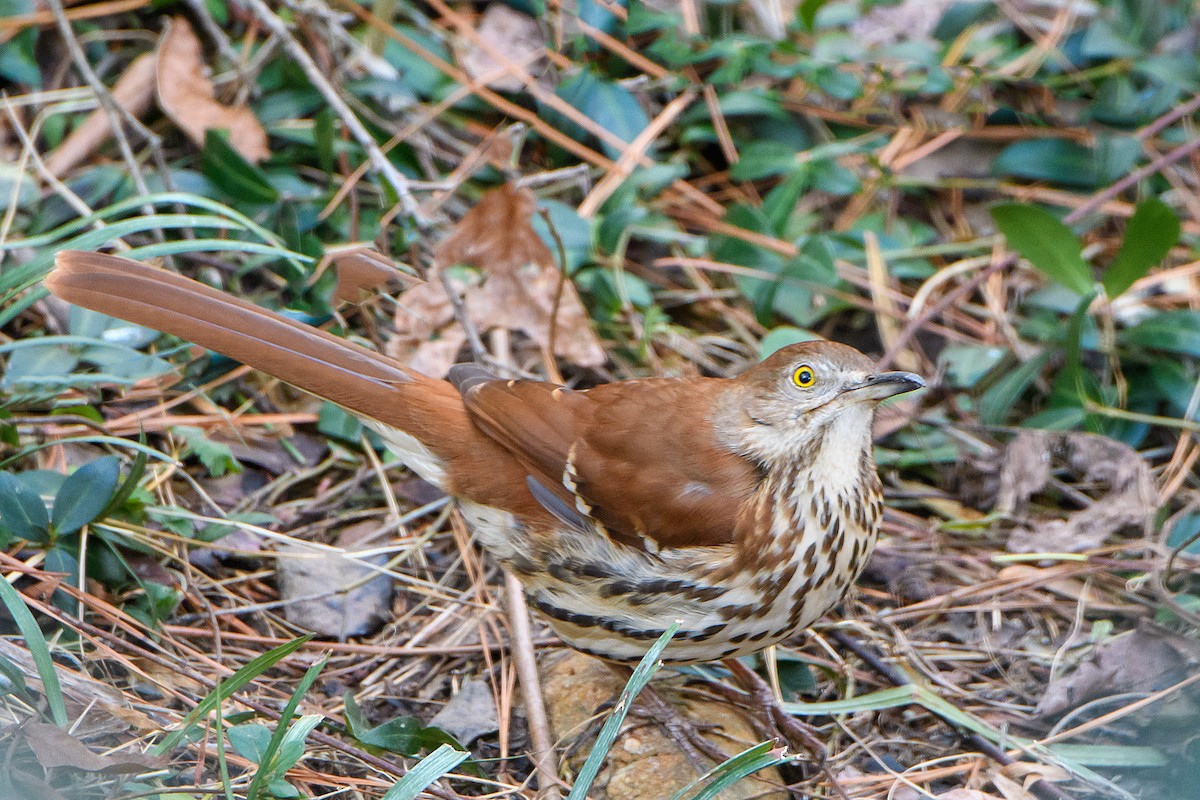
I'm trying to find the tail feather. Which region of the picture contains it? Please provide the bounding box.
[44,250,552,522]
[47,250,428,434]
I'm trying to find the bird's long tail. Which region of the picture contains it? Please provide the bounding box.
[46,250,448,439]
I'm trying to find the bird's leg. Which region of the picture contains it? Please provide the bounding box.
[604,665,730,769]
[719,658,827,766]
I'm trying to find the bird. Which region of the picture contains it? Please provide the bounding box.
[45,250,923,750]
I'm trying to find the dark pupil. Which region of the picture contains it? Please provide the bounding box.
[799,370,811,383]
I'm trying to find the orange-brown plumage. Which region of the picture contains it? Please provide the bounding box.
[44,250,923,665]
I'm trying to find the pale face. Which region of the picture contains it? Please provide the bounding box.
[721,342,923,467]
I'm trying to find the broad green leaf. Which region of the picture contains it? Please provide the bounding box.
[202,130,279,204]
[0,472,50,543]
[760,327,819,359]
[1123,311,1200,356]
[990,203,1092,296]
[1103,198,1180,298]
[798,0,829,30]
[229,723,273,763]
[52,455,120,534]
[992,137,1140,189]
[557,69,651,159]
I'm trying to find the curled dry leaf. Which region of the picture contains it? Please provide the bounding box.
[389,182,605,376]
[996,431,1156,554]
[156,17,268,162]
[1037,626,1200,718]
[0,639,158,735]
[46,52,157,178]
[21,721,165,773]
[275,543,393,640]
[460,4,549,92]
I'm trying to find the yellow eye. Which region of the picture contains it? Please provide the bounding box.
[792,365,816,388]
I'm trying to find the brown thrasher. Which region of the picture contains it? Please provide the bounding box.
[45,250,922,668]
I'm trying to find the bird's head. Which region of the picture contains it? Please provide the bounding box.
[718,340,924,467]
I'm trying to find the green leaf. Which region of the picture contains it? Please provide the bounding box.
[1103,198,1180,298]
[990,203,1092,296]
[343,693,459,756]
[154,636,313,755]
[797,0,829,30]
[567,623,678,800]
[672,741,790,800]
[202,129,279,204]
[174,426,242,477]
[557,69,651,159]
[1123,311,1200,356]
[730,141,797,181]
[52,455,120,534]
[978,351,1051,425]
[759,327,819,359]
[992,136,1141,189]
[0,472,50,543]
[229,723,273,763]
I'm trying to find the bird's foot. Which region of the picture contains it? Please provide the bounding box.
[631,684,731,769]
[719,658,827,767]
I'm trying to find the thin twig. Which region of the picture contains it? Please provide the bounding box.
[239,0,425,226]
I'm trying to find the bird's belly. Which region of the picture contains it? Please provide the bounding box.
[460,497,879,665]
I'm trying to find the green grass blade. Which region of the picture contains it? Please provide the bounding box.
[246,657,327,800]
[125,240,314,263]
[380,743,469,800]
[153,635,313,755]
[670,741,790,800]
[0,575,67,726]
[566,622,679,800]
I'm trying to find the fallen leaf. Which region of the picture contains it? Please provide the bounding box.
[276,544,393,639]
[0,640,158,735]
[46,52,157,178]
[460,4,549,92]
[936,790,1002,800]
[428,678,499,745]
[996,431,1156,554]
[22,721,165,773]
[1037,626,1200,718]
[156,17,269,162]
[389,182,605,376]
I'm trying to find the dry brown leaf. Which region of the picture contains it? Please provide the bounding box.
[997,431,1156,554]
[389,182,605,376]
[156,17,268,162]
[46,52,157,178]
[1037,626,1200,718]
[460,4,549,92]
[22,722,165,773]
[0,640,158,735]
